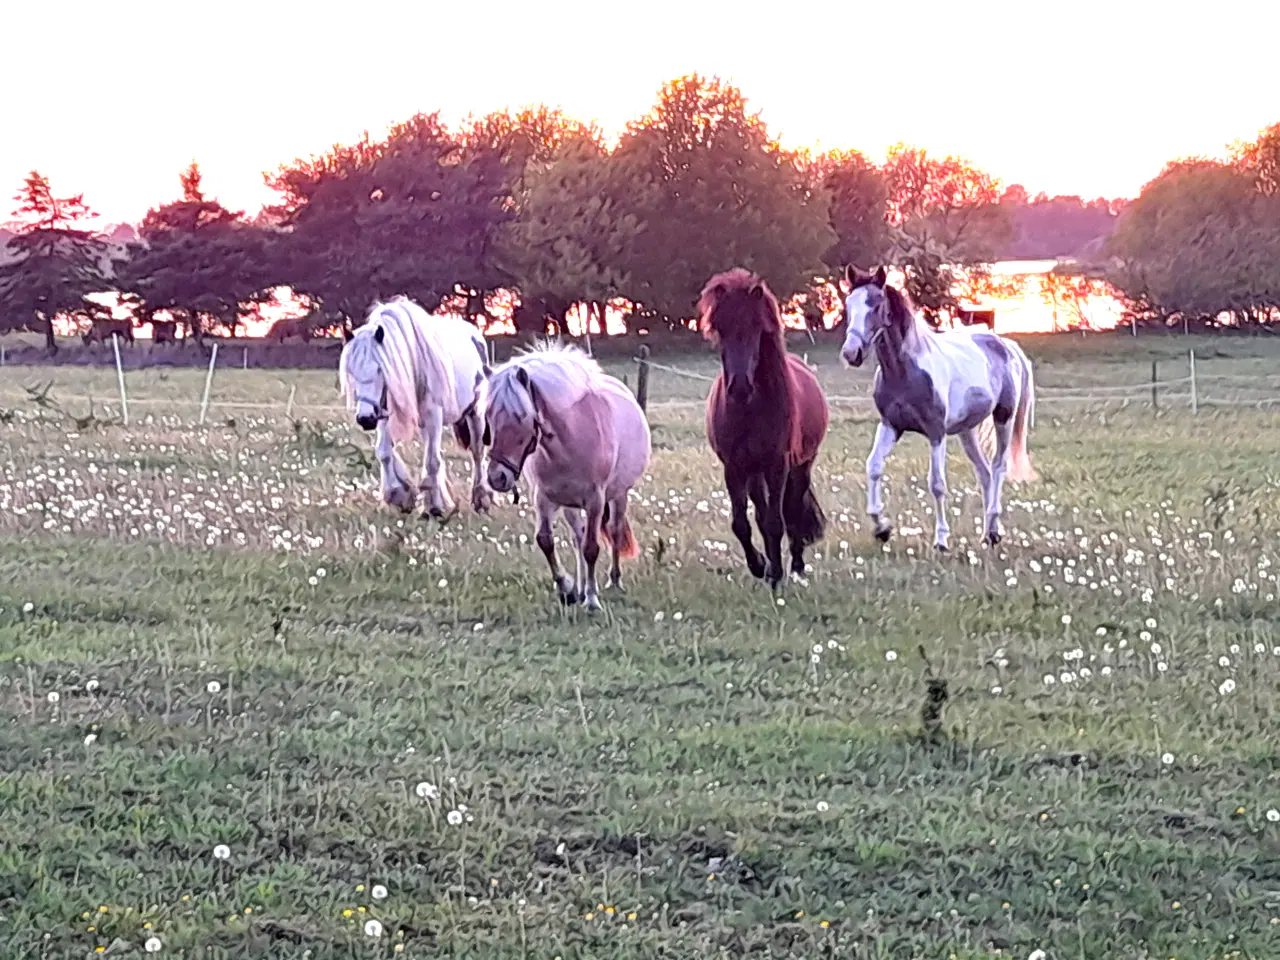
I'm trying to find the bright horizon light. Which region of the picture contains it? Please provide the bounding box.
[6,1,1280,225]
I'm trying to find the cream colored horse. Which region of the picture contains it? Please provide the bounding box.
[485,342,651,611]
[338,297,493,518]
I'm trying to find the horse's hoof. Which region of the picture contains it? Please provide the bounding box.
[584,596,603,613]
[984,530,1002,546]
[790,557,806,575]
[935,543,949,554]
[874,527,892,543]
[607,577,625,593]
[747,556,766,579]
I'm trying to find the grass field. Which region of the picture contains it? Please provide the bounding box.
[3,334,1280,959]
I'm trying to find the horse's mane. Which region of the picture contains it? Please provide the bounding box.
[488,339,608,421]
[697,268,783,343]
[881,283,934,357]
[337,297,461,441]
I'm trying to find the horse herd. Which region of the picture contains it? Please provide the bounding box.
[338,265,1038,610]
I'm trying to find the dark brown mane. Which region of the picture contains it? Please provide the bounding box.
[882,283,916,337]
[698,268,783,344]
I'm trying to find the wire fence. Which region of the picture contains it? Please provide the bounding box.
[5,345,1280,429]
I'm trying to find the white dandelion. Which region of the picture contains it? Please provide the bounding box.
[364,919,383,938]
[212,844,231,860]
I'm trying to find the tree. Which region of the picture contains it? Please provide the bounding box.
[264,113,512,326]
[611,74,836,328]
[880,145,1012,323]
[117,162,274,344]
[1232,122,1280,197]
[1107,158,1280,327]
[495,138,646,337]
[0,171,110,352]
[803,148,890,277]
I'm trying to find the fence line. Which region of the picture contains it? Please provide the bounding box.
[11,345,1280,427]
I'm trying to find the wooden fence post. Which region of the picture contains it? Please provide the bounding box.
[111,333,129,426]
[635,345,651,414]
[1150,360,1158,411]
[199,342,220,425]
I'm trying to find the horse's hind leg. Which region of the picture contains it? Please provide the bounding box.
[725,466,766,579]
[605,498,630,592]
[575,496,606,612]
[927,437,951,552]
[418,405,456,519]
[959,427,993,539]
[535,495,578,605]
[985,417,1014,546]
[866,422,899,542]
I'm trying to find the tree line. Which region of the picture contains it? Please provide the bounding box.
[6,73,1261,352]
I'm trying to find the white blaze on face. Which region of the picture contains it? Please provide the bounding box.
[841,286,876,366]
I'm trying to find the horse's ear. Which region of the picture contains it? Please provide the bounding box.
[749,282,765,301]
[482,420,491,446]
[873,266,887,286]
[516,366,530,388]
[844,264,861,288]
[342,326,354,343]
[373,326,384,344]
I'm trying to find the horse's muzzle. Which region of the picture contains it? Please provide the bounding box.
[355,413,378,431]
[488,464,516,494]
[726,375,753,403]
[842,345,865,368]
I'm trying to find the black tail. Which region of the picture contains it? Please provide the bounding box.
[783,462,826,547]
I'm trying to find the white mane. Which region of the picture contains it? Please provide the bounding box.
[337,297,462,442]
[488,340,608,422]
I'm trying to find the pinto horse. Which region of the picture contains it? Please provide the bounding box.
[841,265,1036,550]
[484,341,651,611]
[700,268,829,589]
[338,297,494,518]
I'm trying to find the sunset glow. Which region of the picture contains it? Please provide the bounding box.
[7,1,1280,228]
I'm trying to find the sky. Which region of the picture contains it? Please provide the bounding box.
[6,0,1280,226]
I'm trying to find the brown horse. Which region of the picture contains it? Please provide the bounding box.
[700,268,830,588]
[82,318,134,347]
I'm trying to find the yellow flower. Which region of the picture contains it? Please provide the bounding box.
[81,912,91,920]
[356,884,366,892]
[244,907,253,915]
[343,909,354,918]
[820,920,831,928]
[95,949,105,955]
[584,912,595,921]
[98,906,109,914]
[394,946,404,954]
[87,926,96,933]
[795,910,805,919]
[604,906,616,916]
[143,922,152,929]
[1236,806,1246,815]
[1172,901,1182,910]
[626,912,637,922]
[181,895,190,902]
[357,906,366,913]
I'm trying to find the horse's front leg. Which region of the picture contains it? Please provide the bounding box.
[464,405,494,514]
[375,422,416,512]
[418,405,456,519]
[927,436,951,552]
[535,494,578,604]
[725,465,766,579]
[749,461,788,589]
[866,421,899,542]
[985,418,1014,546]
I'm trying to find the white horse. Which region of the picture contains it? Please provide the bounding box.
[338,297,494,518]
[840,266,1036,550]
[484,341,651,611]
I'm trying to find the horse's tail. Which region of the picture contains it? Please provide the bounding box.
[600,502,640,559]
[1006,349,1037,484]
[784,461,827,546]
